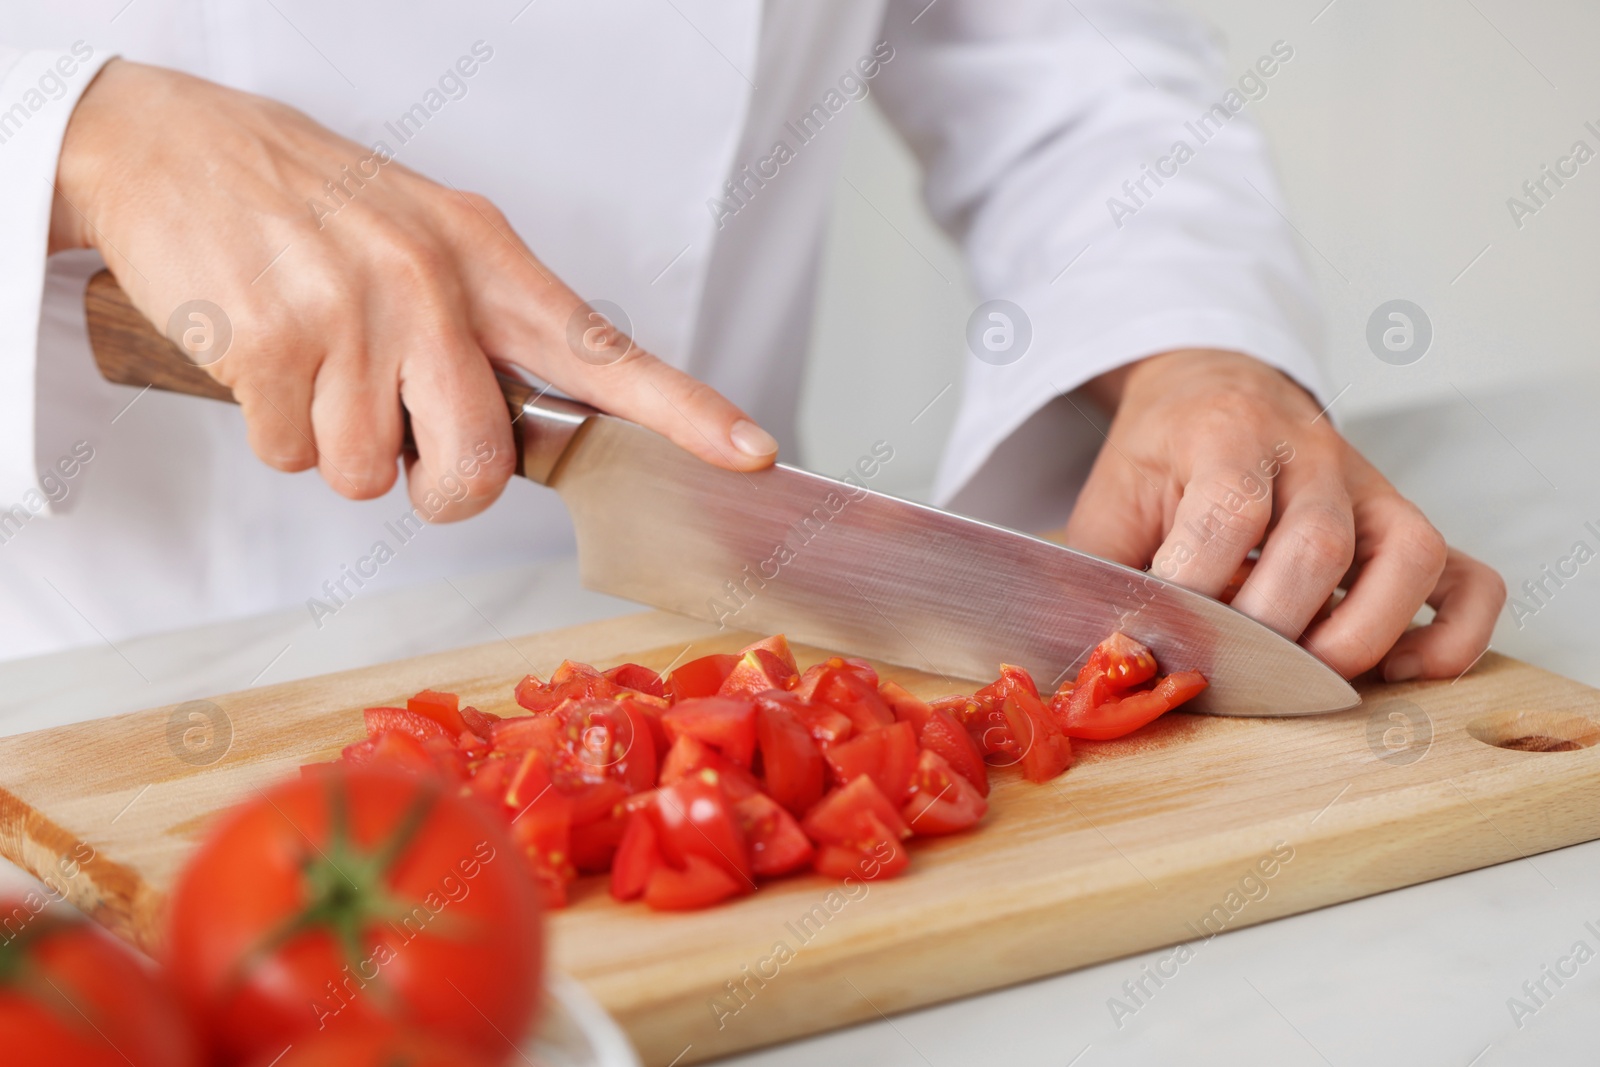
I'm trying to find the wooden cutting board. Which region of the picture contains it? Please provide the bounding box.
[3,611,1599,1066]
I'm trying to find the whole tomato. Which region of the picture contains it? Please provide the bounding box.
[166,764,542,1064]
[0,900,201,1066]
[245,1021,505,1066]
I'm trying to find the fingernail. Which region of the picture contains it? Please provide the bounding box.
[730,419,778,459]
[1384,653,1422,683]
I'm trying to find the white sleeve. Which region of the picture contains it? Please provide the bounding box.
[0,41,113,513]
[871,0,1327,507]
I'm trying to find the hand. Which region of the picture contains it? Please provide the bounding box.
[1064,350,1506,682]
[50,61,778,521]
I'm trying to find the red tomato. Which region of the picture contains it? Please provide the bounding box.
[665,653,740,702]
[245,1023,501,1067]
[1003,690,1074,783]
[514,660,617,712]
[459,705,501,741]
[645,854,743,910]
[812,816,910,881]
[610,812,662,901]
[571,811,629,873]
[802,774,912,847]
[0,905,201,1067]
[1083,633,1158,691]
[166,765,543,1064]
[658,734,763,800]
[915,707,989,797]
[559,698,657,792]
[973,663,1041,708]
[662,696,758,768]
[1054,671,1208,740]
[649,773,754,889]
[822,721,918,803]
[602,662,666,698]
[902,749,988,835]
[743,634,799,673]
[733,792,815,877]
[405,689,468,736]
[879,681,933,732]
[363,706,452,745]
[718,646,801,697]
[793,701,855,748]
[794,656,878,701]
[812,668,895,733]
[753,696,825,815]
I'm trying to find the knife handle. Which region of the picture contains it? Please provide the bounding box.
[82,269,594,486]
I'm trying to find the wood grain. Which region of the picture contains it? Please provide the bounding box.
[3,610,1599,1066]
[83,269,238,403]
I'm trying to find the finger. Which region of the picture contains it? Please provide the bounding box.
[236,370,318,473]
[308,356,404,501]
[399,321,517,524]
[1299,493,1449,678]
[453,196,778,472]
[1147,460,1274,596]
[1229,464,1354,639]
[1375,549,1506,681]
[1061,449,1166,568]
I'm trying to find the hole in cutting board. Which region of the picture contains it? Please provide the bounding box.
[1465,709,1600,753]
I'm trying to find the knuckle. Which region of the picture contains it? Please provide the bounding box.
[1391,507,1448,576]
[1289,505,1356,574]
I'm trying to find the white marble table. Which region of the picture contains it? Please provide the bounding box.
[5,383,1599,1067]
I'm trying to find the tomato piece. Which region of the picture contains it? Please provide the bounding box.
[753,697,825,815]
[802,774,911,847]
[513,660,618,713]
[343,730,442,778]
[794,656,879,701]
[950,694,1017,761]
[610,812,662,901]
[644,854,743,910]
[570,812,628,873]
[165,766,542,1064]
[658,734,763,800]
[650,774,753,887]
[405,689,468,736]
[1051,669,1112,734]
[563,778,630,827]
[662,695,758,768]
[902,749,988,835]
[792,701,854,747]
[560,698,657,792]
[1083,633,1158,691]
[603,662,666,698]
[718,648,801,697]
[490,713,562,754]
[666,653,740,702]
[732,792,815,877]
[460,706,501,739]
[822,721,917,803]
[879,681,933,733]
[811,813,911,881]
[1004,691,1074,783]
[915,707,989,797]
[509,781,575,908]
[0,906,203,1067]
[1054,671,1208,740]
[973,663,1041,708]
[741,634,799,673]
[812,668,895,733]
[363,706,451,744]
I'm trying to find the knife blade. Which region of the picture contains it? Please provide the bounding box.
[85,270,1358,716]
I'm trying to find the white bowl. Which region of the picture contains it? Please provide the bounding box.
[525,972,641,1067]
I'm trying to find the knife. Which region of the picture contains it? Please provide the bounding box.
[84,270,1358,716]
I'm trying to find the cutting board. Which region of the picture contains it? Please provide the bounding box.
[3,611,1599,1066]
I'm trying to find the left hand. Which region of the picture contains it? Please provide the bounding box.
[1062,349,1505,682]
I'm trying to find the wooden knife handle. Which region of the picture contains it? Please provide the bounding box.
[81,269,595,486]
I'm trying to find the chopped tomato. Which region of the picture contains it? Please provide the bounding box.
[794,656,878,701]
[662,696,757,768]
[802,774,911,848]
[973,663,1041,708]
[811,668,895,733]
[743,634,799,673]
[645,854,743,910]
[753,697,825,815]
[1084,633,1158,691]
[733,792,814,877]
[603,662,666,698]
[812,814,910,881]
[343,730,440,778]
[822,721,918,803]
[363,706,452,745]
[404,689,468,735]
[665,653,740,702]
[560,699,657,792]
[460,705,501,740]
[793,701,854,748]
[658,734,763,800]
[902,749,988,835]
[571,812,628,872]
[1003,690,1073,783]
[879,681,933,733]
[915,707,989,797]
[514,660,618,713]
[1054,671,1208,740]
[610,812,662,901]
[650,774,753,888]
[719,639,801,696]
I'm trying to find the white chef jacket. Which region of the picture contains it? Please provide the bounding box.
[0,0,1324,660]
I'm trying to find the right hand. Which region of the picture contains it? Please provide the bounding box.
[50,60,779,520]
